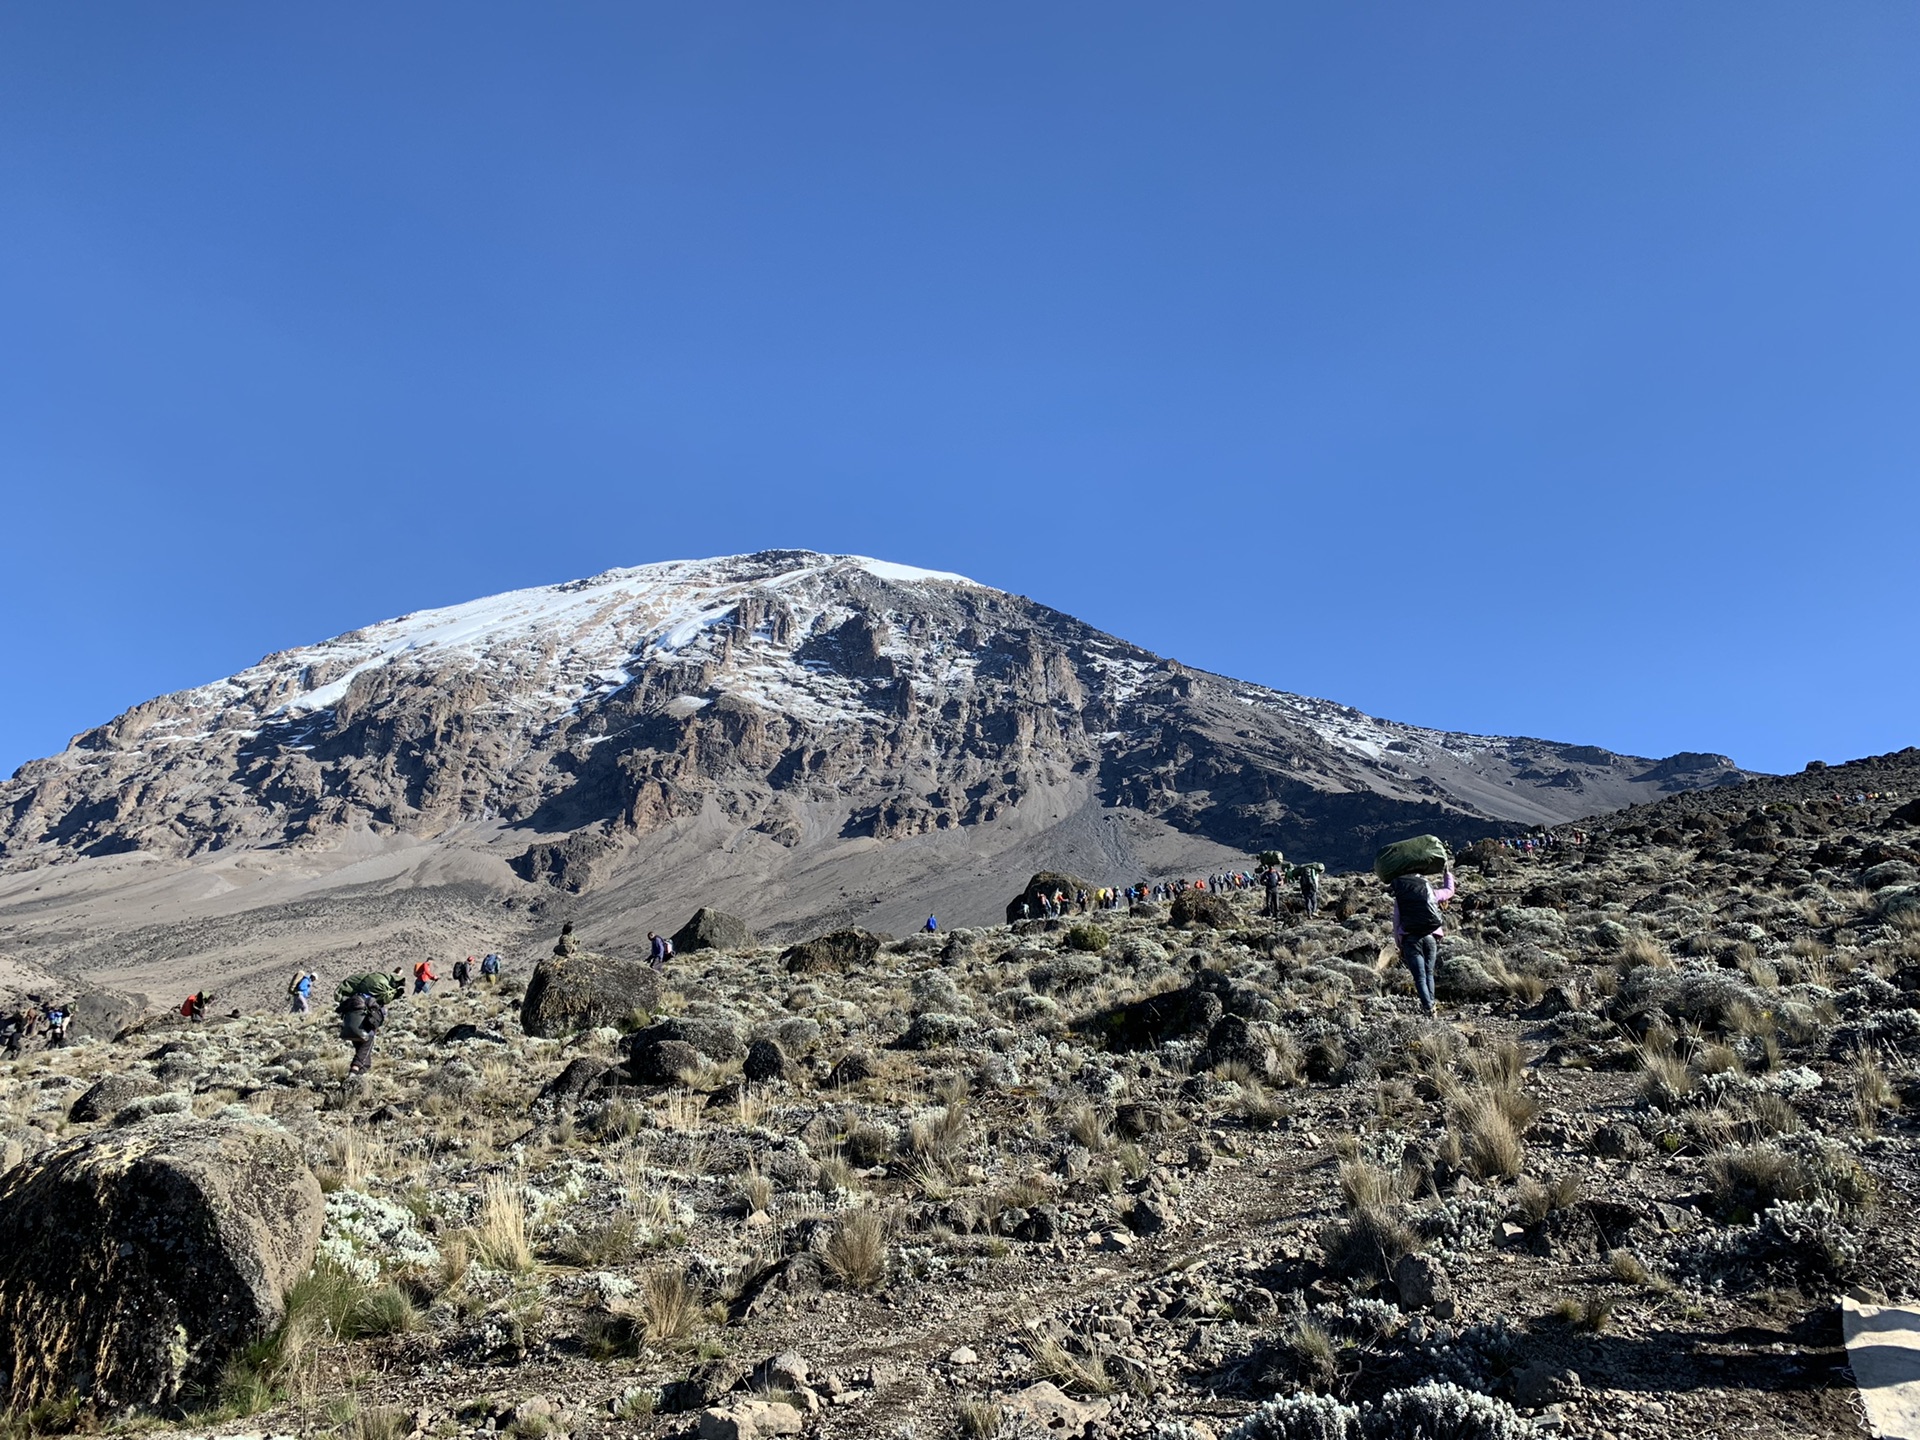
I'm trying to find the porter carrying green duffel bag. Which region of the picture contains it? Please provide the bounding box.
[1373,835,1449,882]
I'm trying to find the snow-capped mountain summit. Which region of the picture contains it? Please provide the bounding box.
[0,550,1744,881]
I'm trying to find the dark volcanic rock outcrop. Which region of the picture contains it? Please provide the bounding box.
[782,928,887,975]
[519,951,663,1037]
[0,1116,323,1411]
[671,908,755,954]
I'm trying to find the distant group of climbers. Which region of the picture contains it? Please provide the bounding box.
[1017,886,1130,919]
[1495,830,1585,855]
[2,996,74,1055]
[160,949,506,1079]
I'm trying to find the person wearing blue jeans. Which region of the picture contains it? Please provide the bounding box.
[1392,869,1456,1017]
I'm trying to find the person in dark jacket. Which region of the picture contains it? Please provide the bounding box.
[339,989,387,1074]
[1390,869,1456,1018]
[1294,862,1323,917]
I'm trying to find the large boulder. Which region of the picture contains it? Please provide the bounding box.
[1082,974,1229,1051]
[0,1116,323,1411]
[67,1073,162,1124]
[671,908,756,954]
[781,928,887,975]
[1005,871,1094,924]
[534,1057,619,1109]
[898,1012,978,1050]
[624,1013,742,1083]
[1169,889,1237,928]
[519,951,663,1038]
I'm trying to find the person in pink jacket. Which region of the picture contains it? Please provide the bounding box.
[1390,868,1456,1017]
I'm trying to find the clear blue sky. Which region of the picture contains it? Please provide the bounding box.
[3,4,1915,780]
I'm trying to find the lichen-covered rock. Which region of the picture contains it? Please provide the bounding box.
[0,1115,323,1411]
[627,1038,702,1084]
[671,908,756,954]
[781,928,886,974]
[743,1037,790,1083]
[622,1011,741,1082]
[1170,889,1236,928]
[535,1056,618,1107]
[898,1011,977,1049]
[67,1072,162,1124]
[1197,1014,1279,1077]
[519,951,662,1038]
[644,1013,743,1061]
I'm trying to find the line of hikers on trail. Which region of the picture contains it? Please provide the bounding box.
[160,952,506,1079]
[1012,861,1331,922]
[2,996,75,1056]
[137,830,1464,1078]
[1494,829,1586,855]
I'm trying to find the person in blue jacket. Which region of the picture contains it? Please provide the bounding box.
[924,915,938,933]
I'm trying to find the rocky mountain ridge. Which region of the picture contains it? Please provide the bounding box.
[0,551,1749,889]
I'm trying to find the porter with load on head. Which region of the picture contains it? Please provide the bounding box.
[1375,836,1456,1018]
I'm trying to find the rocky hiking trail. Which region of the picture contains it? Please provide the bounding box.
[1,748,1919,1440]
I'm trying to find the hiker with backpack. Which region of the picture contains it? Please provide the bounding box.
[1293,862,1324,917]
[481,953,501,985]
[452,957,473,989]
[1262,868,1282,919]
[181,991,213,1023]
[288,971,316,1014]
[412,959,438,996]
[339,990,386,1074]
[924,915,939,934]
[1387,864,1455,1018]
[335,969,401,1075]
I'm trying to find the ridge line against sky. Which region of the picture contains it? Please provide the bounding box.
[3,3,1917,778]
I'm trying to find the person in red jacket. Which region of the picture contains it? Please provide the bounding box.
[412,959,438,996]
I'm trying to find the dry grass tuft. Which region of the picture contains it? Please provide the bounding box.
[1515,1173,1581,1223]
[1608,1248,1673,1293]
[1063,1102,1112,1153]
[1618,934,1672,970]
[1338,1159,1411,1211]
[1025,1330,1119,1397]
[1453,1088,1526,1181]
[824,1209,889,1291]
[471,1179,535,1273]
[734,1164,774,1219]
[1551,1293,1615,1332]
[1321,1204,1418,1279]
[956,1400,1005,1439]
[1636,1049,1694,1110]
[1855,1049,1899,1134]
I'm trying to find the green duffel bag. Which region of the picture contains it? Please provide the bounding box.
[335,971,399,1007]
[1373,835,1450,881]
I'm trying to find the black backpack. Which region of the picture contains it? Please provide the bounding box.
[1390,873,1443,938]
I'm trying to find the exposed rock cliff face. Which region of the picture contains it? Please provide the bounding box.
[0,551,1746,880]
